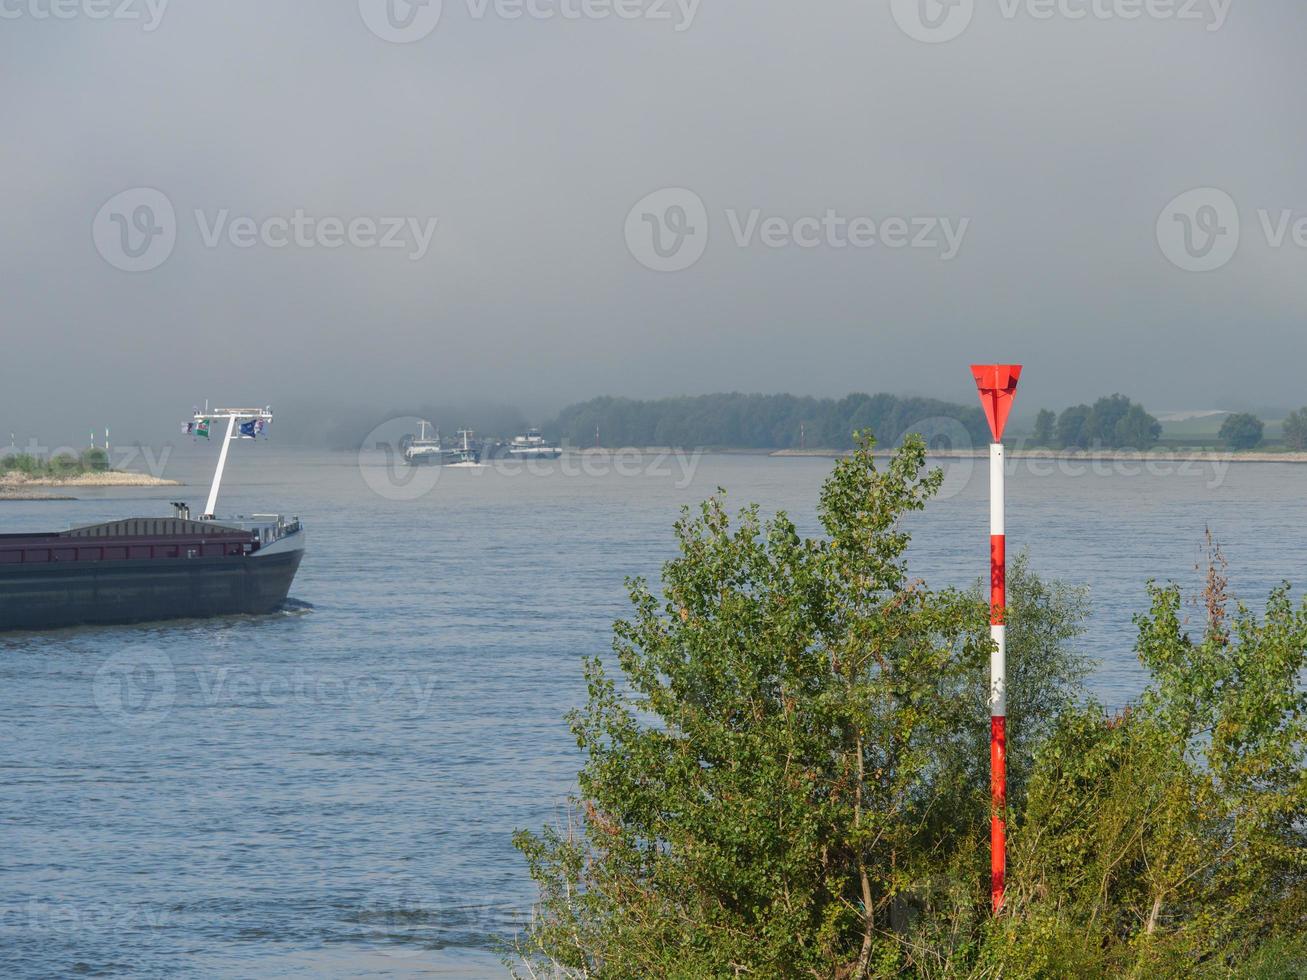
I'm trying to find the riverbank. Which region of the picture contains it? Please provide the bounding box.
[0,487,76,501]
[0,472,180,500]
[770,448,1307,464]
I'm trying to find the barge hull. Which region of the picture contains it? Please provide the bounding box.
[0,550,302,632]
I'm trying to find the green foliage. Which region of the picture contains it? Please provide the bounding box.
[1220,413,1265,451]
[80,447,110,472]
[997,554,1307,976]
[549,393,989,450]
[1114,403,1164,450]
[0,452,40,475]
[1280,409,1307,452]
[1030,410,1056,448]
[1056,403,1092,449]
[50,452,81,476]
[1056,395,1161,450]
[515,446,1307,978]
[0,450,110,479]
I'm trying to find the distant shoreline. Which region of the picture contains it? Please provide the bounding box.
[0,472,181,500]
[770,448,1307,464]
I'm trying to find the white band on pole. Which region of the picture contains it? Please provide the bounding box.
[990,443,1004,537]
[990,624,1007,716]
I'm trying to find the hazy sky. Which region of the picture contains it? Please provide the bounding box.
[2,0,1304,445]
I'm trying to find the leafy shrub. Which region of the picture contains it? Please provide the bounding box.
[514,439,1307,978]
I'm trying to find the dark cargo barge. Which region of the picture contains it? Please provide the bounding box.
[0,514,304,631]
[0,406,305,632]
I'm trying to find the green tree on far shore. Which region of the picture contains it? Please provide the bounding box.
[81,448,110,472]
[1030,409,1056,447]
[1219,412,1264,451]
[1056,403,1091,448]
[1113,402,1163,450]
[1054,396,1161,450]
[0,449,112,478]
[1282,408,1307,451]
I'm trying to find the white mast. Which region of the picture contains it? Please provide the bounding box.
[196,407,273,519]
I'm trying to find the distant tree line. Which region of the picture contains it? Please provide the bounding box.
[0,448,110,478]
[1028,394,1162,450]
[547,393,989,450]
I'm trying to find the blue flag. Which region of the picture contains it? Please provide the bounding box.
[239,420,258,439]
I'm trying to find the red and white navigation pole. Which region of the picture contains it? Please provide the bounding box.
[971,364,1022,915]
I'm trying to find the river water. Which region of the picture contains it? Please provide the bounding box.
[2,446,1303,977]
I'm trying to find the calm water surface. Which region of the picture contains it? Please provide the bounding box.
[2,448,1304,976]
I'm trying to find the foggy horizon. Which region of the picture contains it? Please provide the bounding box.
[4,2,1305,446]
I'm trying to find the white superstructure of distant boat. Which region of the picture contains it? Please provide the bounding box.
[447,429,485,468]
[403,421,459,466]
[507,428,562,459]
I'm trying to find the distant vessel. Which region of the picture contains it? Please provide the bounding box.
[507,428,562,460]
[0,407,304,632]
[448,429,484,467]
[403,421,459,466]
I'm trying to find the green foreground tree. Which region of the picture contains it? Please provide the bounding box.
[515,438,1307,978]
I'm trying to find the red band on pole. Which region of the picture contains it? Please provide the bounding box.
[990,535,1006,625]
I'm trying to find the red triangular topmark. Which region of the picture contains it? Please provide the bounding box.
[971,364,1023,443]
